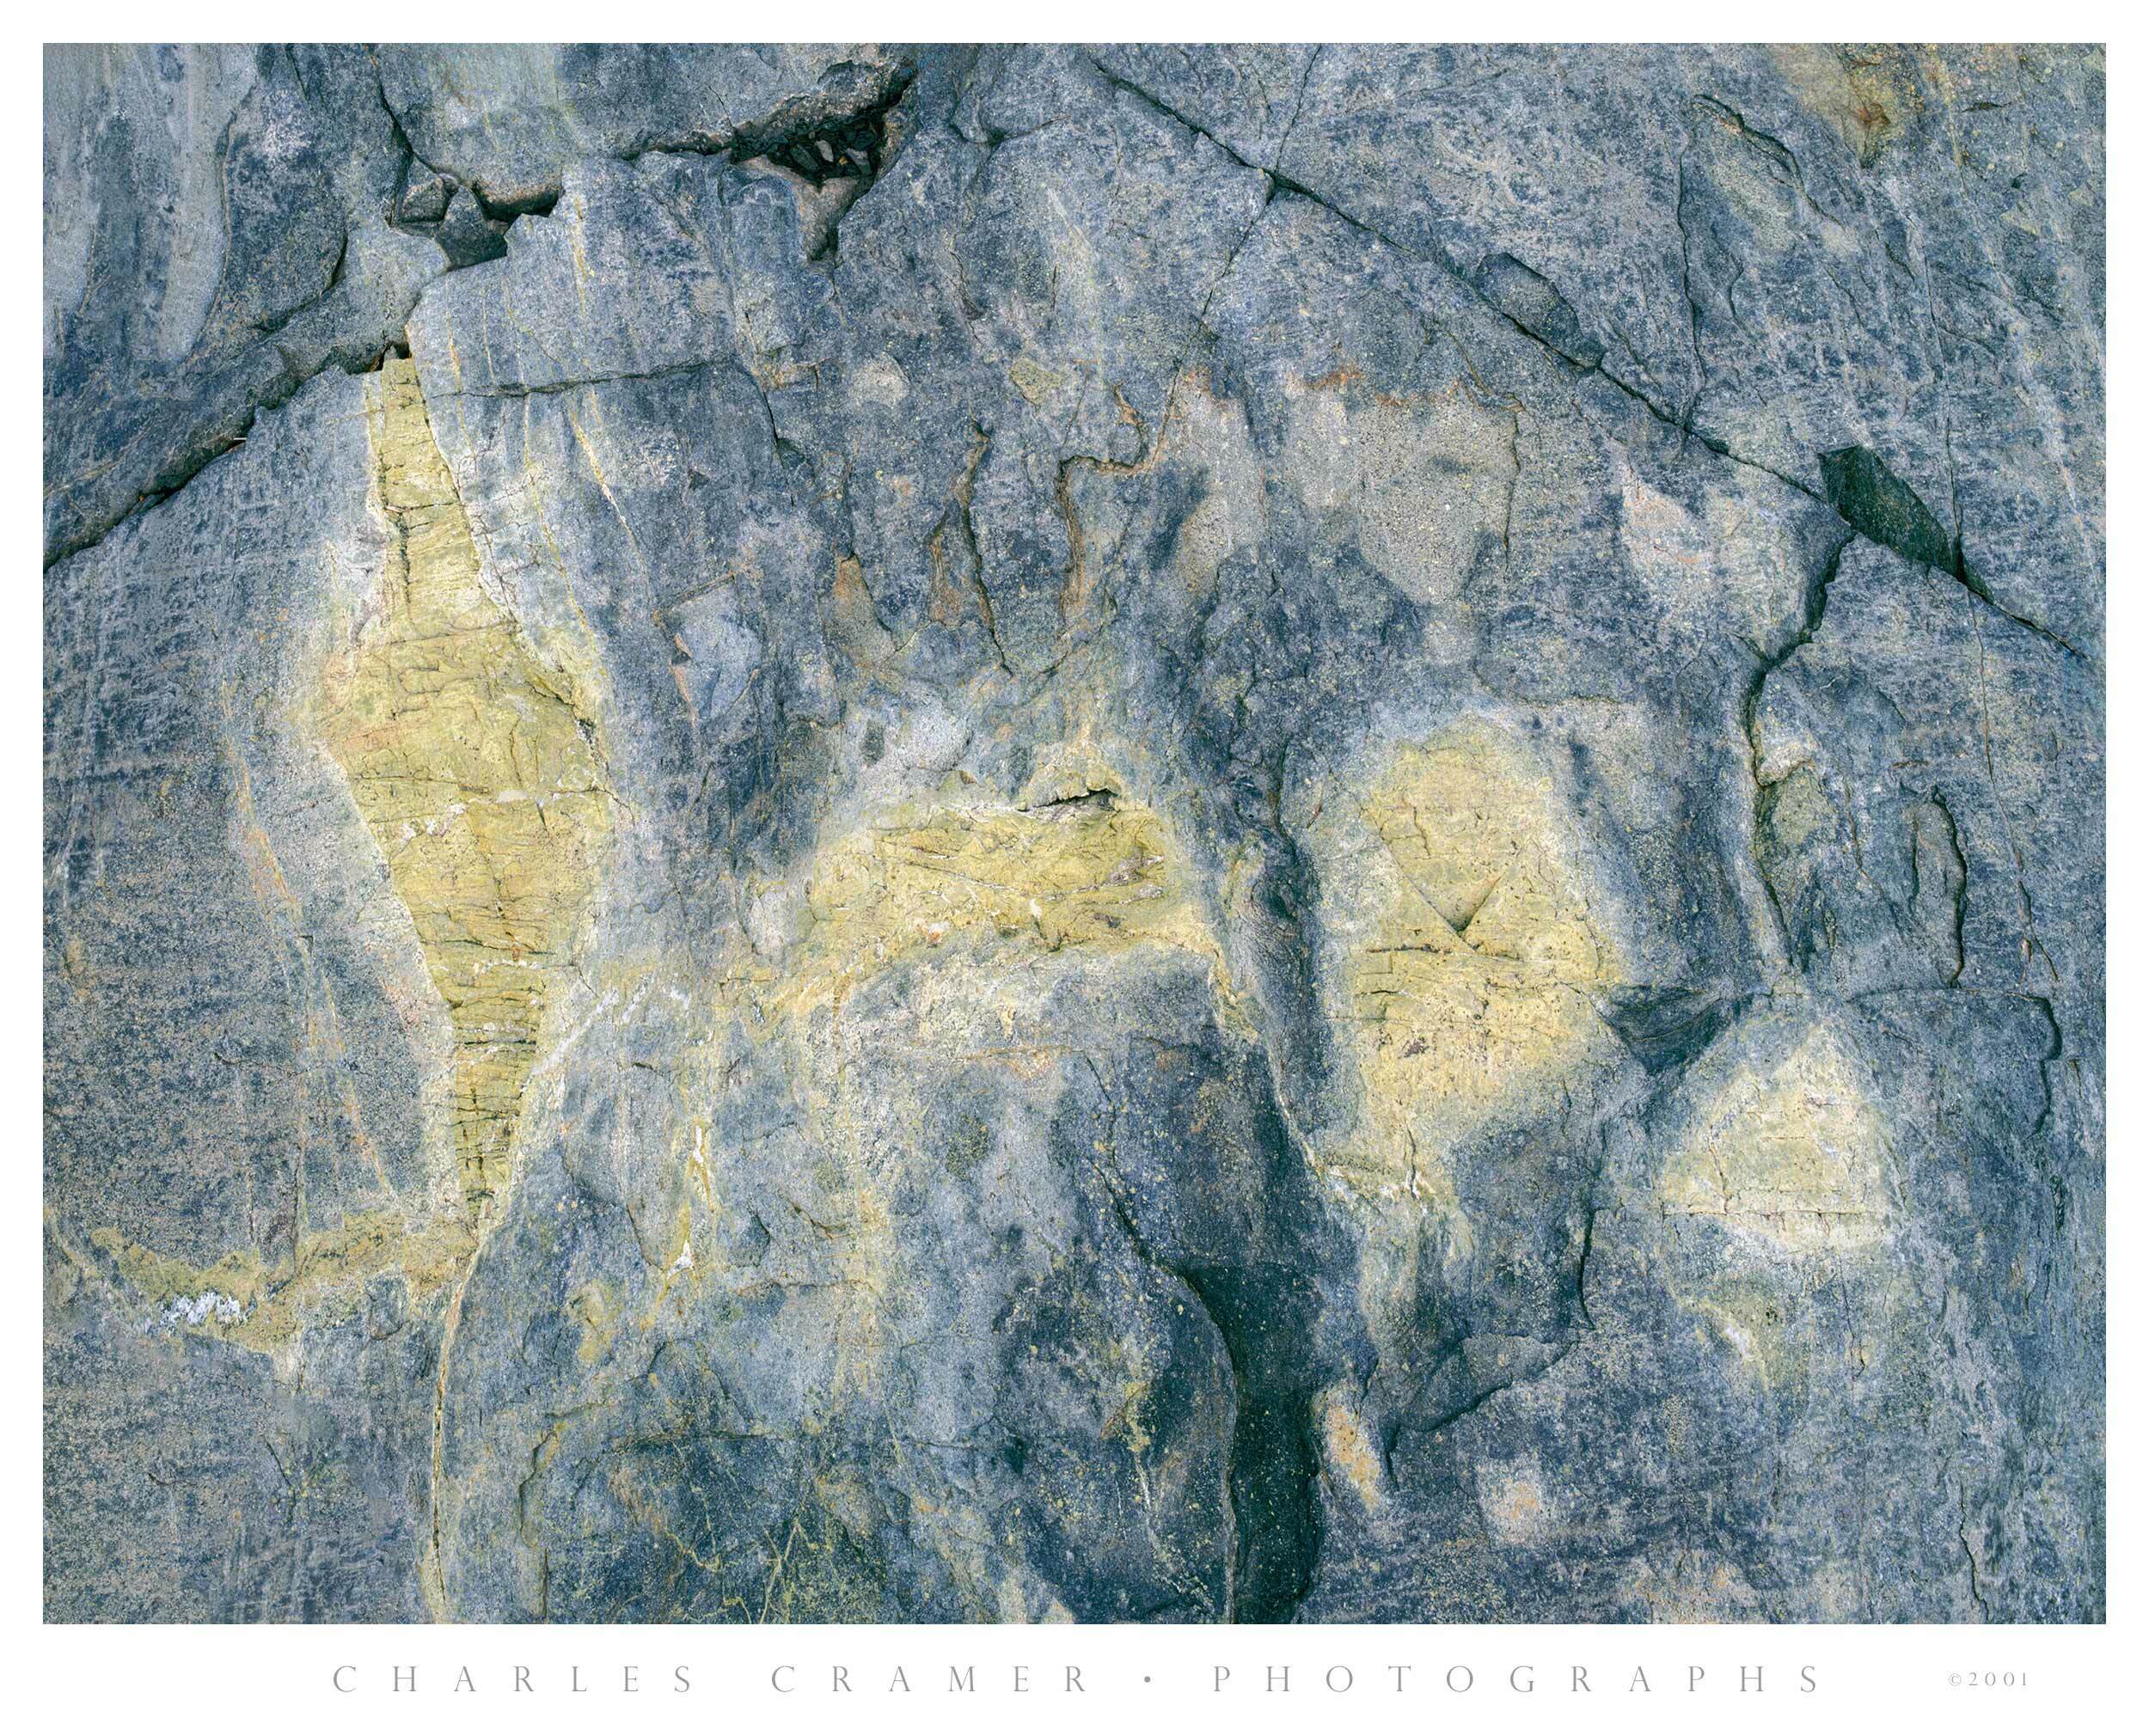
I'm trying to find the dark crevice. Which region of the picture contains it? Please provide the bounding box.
[1088,58,1278,178]
[475,186,560,221]
[47,337,407,572]
[1672,155,1711,431]
[1595,984,1748,1076]
[1820,444,1962,578]
[1956,1476,1991,1620]
[620,64,919,193]
[1413,1354,1558,1440]
[434,188,514,270]
[1691,95,1809,197]
[1179,1262,1322,1623]
[944,423,1010,673]
[1740,533,1855,962]
[1391,1338,1581,1458]
[732,69,917,186]
[1956,565,2085,658]
[1820,443,2085,657]
[1575,1207,1601,1331]
[1473,253,1604,369]
[1909,790,1970,984]
[1020,787,1117,815]
[1068,1103,1240,1623]
[1066,1053,1326,1625]
[252,226,350,344]
[451,358,717,400]
[369,49,440,184]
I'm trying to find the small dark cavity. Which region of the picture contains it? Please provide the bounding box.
[477,186,560,220]
[1818,444,1962,578]
[1022,787,1117,816]
[733,69,917,188]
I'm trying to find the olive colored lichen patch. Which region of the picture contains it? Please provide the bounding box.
[320,356,610,1207]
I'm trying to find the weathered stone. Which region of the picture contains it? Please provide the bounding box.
[45,42,2103,1623]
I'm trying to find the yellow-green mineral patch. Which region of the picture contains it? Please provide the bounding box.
[1658,1023,1894,1253]
[733,791,1220,1021]
[1330,721,1622,1197]
[87,1209,474,1360]
[320,355,611,1207]
[1674,1271,1809,1392]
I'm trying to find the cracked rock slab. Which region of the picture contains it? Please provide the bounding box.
[45,42,2103,1623]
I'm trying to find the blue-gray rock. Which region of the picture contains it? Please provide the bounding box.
[45,42,2103,1623]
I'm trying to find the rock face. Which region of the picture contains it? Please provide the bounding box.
[44,44,2103,1623]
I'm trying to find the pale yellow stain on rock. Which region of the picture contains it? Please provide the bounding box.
[1007,354,1068,406]
[1676,1272,1807,1392]
[732,790,1221,1021]
[567,1276,623,1367]
[1325,720,1622,1199]
[83,358,610,1371]
[1621,1550,1765,1622]
[1660,1024,1893,1252]
[319,355,611,1207]
[1771,44,1921,168]
[88,1209,474,1366]
[694,764,1240,1580]
[1101,1376,1157,1459]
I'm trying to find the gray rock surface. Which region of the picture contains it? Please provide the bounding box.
[45,43,2103,1623]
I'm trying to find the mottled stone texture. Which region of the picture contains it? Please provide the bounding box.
[45,44,2103,1623]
